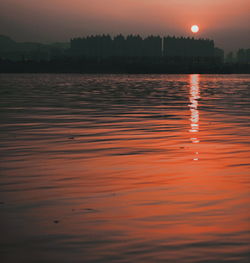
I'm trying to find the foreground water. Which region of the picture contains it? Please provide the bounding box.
[0,74,249,263]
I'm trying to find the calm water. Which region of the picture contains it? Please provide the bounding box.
[0,74,249,263]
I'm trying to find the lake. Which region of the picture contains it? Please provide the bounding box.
[0,74,249,263]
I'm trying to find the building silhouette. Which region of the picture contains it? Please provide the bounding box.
[143,36,162,57]
[163,36,214,57]
[70,34,220,59]
[237,49,250,64]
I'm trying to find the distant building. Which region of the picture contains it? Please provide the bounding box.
[163,36,214,57]
[237,49,250,64]
[225,52,235,63]
[214,47,224,62]
[143,36,162,57]
[70,34,218,59]
[113,34,126,57]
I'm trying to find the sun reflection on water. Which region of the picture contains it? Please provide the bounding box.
[189,74,200,160]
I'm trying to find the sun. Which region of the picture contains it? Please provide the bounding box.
[191,25,199,34]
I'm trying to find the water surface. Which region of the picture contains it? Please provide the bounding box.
[0,74,249,263]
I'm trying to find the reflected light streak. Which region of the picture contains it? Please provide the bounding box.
[189,74,200,160]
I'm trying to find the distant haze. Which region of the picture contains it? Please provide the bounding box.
[1,0,249,52]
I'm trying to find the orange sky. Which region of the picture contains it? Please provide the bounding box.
[1,0,249,51]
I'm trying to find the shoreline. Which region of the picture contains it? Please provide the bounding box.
[0,58,249,74]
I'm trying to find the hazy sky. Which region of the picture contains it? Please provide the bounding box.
[1,0,249,51]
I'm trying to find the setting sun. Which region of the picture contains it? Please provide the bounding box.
[191,25,199,33]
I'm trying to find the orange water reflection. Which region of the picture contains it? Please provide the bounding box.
[0,74,249,263]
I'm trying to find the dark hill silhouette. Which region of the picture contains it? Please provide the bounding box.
[0,35,17,52]
[0,35,69,61]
